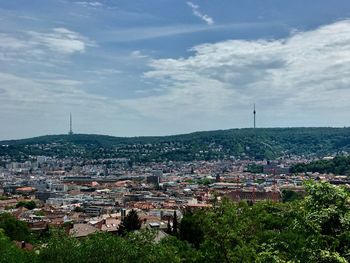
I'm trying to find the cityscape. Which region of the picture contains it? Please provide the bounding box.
[1,123,350,261]
[1,0,350,262]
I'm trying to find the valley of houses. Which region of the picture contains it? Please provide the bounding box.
[1,156,349,241]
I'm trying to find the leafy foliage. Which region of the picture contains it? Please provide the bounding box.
[245,163,264,173]
[291,156,350,175]
[118,209,142,235]
[172,211,178,236]
[281,189,304,202]
[179,182,350,262]
[0,213,30,241]
[16,201,37,210]
[0,230,37,263]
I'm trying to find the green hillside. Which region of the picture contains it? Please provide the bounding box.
[291,155,350,175]
[1,127,350,162]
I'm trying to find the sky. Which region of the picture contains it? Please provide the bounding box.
[1,0,350,139]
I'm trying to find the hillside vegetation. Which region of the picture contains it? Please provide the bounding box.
[1,127,350,162]
[291,155,350,175]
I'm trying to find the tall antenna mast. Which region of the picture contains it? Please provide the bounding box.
[253,104,256,129]
[69,113,73,135]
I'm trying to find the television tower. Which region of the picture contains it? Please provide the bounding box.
[68,113,73,135]
[253,104,256,129]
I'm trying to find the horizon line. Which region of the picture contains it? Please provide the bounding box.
[1,125,349,142]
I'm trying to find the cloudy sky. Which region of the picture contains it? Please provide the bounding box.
[1,0,350,139]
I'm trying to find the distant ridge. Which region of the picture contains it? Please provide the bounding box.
[1,127,349,145]
[1,127,350,161]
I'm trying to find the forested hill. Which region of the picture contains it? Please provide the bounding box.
[1,127,350,162]
[291,155,350,175]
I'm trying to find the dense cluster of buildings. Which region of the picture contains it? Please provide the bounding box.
[1,155,349,239]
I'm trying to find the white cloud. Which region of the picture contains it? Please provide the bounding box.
[27,27,94,54]
[0,28,94,65]
[130,50,148,59]
[187,1,214,25]
[102,22,274,42]
[87,69,122,76]
[121,20,350,127]
[0,72,90,106]
[75,1,103,7]
[2,19,350,138]
[104,24,212,42]
[0,33,29,50]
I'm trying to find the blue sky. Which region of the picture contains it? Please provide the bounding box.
[1,0,350,139]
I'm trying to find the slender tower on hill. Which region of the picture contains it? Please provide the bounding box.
[68,113,73,135]
[253,104,256,129]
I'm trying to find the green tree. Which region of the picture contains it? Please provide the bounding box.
[16,201,36,210]
[179,211,204,248]
[39,229,80,263]
[281,189,303,202]
[118,209,142,235]
[0,229,36,263]
[172,211,178,235]
[0,213,30,241]
[166,218,172,234]
[303,181,350,236]
[78,232,132,263]
[245,163,263,173]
